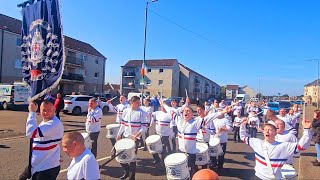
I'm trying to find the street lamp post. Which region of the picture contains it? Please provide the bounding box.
[306,59,320,109]
[141,0,158,104]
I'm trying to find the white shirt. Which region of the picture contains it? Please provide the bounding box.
[213,117,232,143]
[67,148,100,180]
[275,131,298,164]
[140,106,153,124]
[117,108,147,138]
[26,112,64,175]
[277,115,296,133]
[248,116,260,128]
[195,113,217,143]
[240,125,312,180]
[233,117,242,127]
[219,103,226,108]
[165,103,188,127]
[108,103,129,123]
[232,105,242,115]
[151,111,172,136]
[86,107,103,133]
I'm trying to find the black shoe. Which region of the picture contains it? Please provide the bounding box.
[143,146,147,151]
[120,171,129,180]
[152,159,161,164]
[312,161,320,166]
[311,159,318,163]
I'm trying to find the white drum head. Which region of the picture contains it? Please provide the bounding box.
[165,153,187,165]
[115,138,135,150]
[209,137,220,147]
[106,124,120,129]
[81,132,89,139]
[146,135,161,144]
[281,164,297,179]
[196,142,208,153]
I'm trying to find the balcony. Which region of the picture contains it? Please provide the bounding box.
[204,89,209,93]
[65,56,84,67]
[123,82,135,89]
[194,79,200,85]
[123,71,136,78]
[62,73,84,82]
[205,82,209,86]
[193,88,200,93]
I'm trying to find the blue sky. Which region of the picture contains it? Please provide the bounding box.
[1,0,319,96]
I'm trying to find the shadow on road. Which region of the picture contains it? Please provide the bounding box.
[217,167,255,179]
[0,144,10,149]
[301,152,317,158]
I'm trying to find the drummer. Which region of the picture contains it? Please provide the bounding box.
[107,95,129,156]
[162,98,230,177]
[140,97,153,151]
[240,118,313,179]
[149,105,173,166]
[116,96,148,180]
[195,104,218,169]
[211,108,232,170]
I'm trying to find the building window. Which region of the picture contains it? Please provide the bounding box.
[158,80,163,86]
[94,72,99,78]
[95,59,99,64]
[14,59,22,69]
[79,85,85,91]
[81,69,87,77]
[159,69,163,73]
[81,55,87,62]
[16,38,22,46]
[146,80,151,85]
[147,69,151,73]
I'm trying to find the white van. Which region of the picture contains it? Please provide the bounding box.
[127,92,148,101]
[0,83,31,110]
[235,94,250,104]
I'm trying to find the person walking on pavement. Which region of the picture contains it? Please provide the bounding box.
[54,93,64,119]
[312,110,320,166]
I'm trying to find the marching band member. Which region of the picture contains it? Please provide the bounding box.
[219,100,226,108]
[19,100,64,180]
[62,132,100,180]
[292,104,302,137]
[85,98,103,158]
[116,96,148,180]
[166,98,189,153]
[211,108,232,170]
[149,105,173,166]
[207,100,219,115]
[233,112,242,142]
[247,102,259,114]
[140,98,153,150]
[277,108,297,134]
[274,119,297,165]
[107,95,129,155]
[232,101,242,122]
[240,118,313,180]
[248,111,260,138]
[204,101,211,112]
[195,104,218,169]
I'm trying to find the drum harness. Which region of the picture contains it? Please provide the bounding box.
[262,141,276,180]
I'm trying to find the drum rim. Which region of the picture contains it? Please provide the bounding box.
[164,153,188,165]
[145,134,161,143]
[115,138,135,149]
[106,124,121,128]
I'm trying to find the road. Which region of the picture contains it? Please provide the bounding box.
[0,106,315,180]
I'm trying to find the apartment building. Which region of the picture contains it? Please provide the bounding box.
[120,59,220,100]
[179,63,220,100]
[0,13,106,95]
[226,85,239,100]
[121,59,180,98]
[304,79,319,104]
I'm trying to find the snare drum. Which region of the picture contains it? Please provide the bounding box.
[281,164,297,179]
[114,138,136,163]
[106,124,120,138]
[208,137,223,157]
[81,132,92,150]
[195,142,209,165]
[145,135,163,154]
[164,153,189,180]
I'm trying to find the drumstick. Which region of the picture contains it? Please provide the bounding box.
[185,88,188,98]
[110,96,118,102]
[101,150,125,166]
[129,134,141,140]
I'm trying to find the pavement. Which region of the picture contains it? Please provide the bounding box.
[0,105,319,179]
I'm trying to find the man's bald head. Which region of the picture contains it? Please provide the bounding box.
[63,131,85,144]
[192,169,220,180]
[62,132,85,158]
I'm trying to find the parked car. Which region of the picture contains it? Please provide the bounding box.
[267,101,292,114]
[89,93,112,102]
[164,97,183,106]
[63,95,109,115]
[294,100,304,105]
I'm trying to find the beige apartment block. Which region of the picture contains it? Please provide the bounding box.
[304,79,319,105]
[121,59,220,100]
[0,13,106,95]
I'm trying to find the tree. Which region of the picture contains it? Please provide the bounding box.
[217,86,226,101]
[256,93,263,99]
[282,94,289,98]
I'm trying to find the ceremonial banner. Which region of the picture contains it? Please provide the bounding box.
[21,0,65,101]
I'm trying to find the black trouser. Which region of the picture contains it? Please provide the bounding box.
[120,140,139,180]
[211,143,227,168]
[110,138,116,156]
[171,126,178,153]
[250,127,257,138]
[187,153,197,178]
[295,123,300,137]
[55,110,61,119]
[233,127,240,142]
[139,124,150,147]
[152,136,171,164]
[89,131,100,158]
[19,165,60,180]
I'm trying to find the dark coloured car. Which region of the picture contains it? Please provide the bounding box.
[164,97,183,106]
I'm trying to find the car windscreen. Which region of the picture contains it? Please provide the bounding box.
[64,96,74,100]
[268,103,279,108]
[279,102,291,108]
[236,97,243,101]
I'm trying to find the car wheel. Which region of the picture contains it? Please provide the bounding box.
[72,107,82,115]
[2,102,9,110]
[102,106,109,114]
